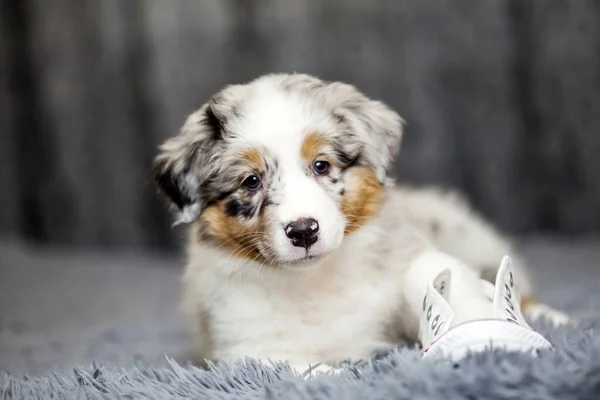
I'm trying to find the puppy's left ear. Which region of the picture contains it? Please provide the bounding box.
[329,82,405,183]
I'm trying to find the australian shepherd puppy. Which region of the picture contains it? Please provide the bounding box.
[153,73,568,375]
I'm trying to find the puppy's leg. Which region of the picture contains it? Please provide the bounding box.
[403,250,495,335]
[400,187,533,295]
[400,187,569,326]
[190,309,214,368]
[429,217,569,327]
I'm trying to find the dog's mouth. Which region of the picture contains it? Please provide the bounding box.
[235,234,335,269]
[275,250,331,268]
[287,253,327,264]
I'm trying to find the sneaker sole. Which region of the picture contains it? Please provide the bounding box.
[423,319,553,361]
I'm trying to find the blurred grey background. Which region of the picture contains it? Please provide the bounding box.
[2,0,600,251]
[2,0,600,378]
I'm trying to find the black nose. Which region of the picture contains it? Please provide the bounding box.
[285,218,319,249]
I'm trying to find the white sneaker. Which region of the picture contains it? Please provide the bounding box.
[419,256,553,361]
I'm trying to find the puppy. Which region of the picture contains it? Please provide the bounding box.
[153,73,568,375]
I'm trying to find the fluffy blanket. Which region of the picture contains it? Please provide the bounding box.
[3,292,600,399]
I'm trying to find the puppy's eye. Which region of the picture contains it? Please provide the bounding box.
[313,160,330,175]
[242,175,262,191]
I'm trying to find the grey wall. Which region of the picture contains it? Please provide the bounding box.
[1,0,600,250]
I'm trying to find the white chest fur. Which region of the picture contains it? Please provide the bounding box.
[184,230,405,366]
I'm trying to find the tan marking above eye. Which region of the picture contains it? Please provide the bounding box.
[241,147,265,173]
[301,131,331,162]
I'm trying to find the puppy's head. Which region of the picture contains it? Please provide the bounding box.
[153,74,403,268]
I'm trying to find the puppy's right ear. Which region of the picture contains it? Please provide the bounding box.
[152,104,224,226]
[153,155,201,227]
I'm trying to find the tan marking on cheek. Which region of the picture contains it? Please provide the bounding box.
[301,131,330,161]
[198,202,267,262]
[341,167,384,235]
[241,148,265,172]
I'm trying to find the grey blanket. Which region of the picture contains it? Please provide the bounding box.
[1,237,600,399]
[3,317,600,399]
